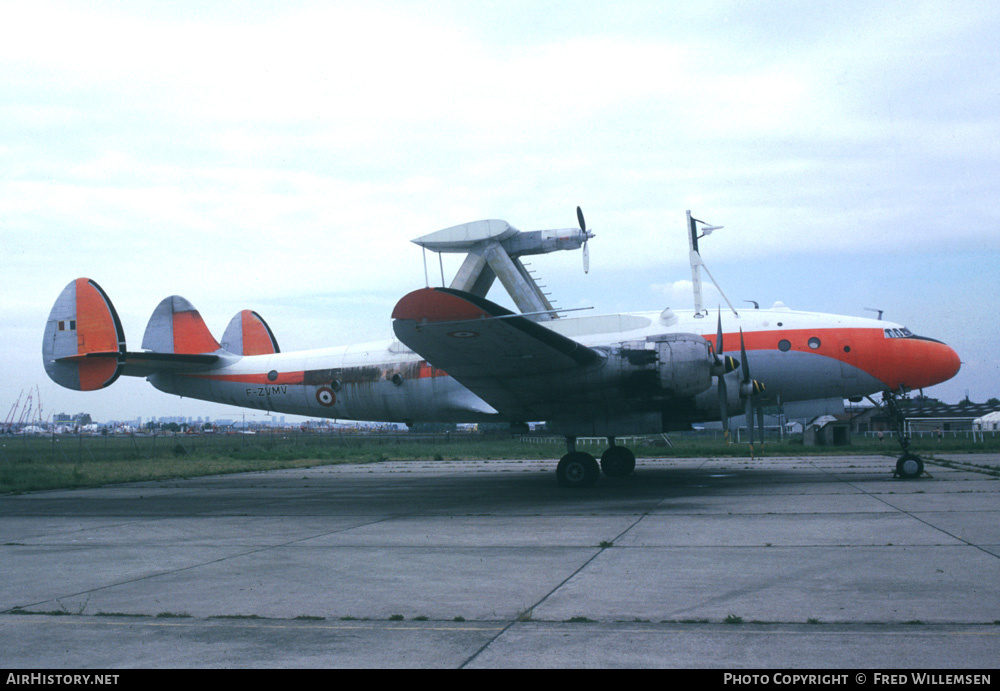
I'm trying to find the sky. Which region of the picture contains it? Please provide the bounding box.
[2,1,999,424]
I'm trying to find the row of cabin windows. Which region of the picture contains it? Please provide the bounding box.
[775,327,912,354]
[777,336,822,352]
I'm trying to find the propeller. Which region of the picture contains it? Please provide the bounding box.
[738,328,766,451]
[713,310,739,442]
[576,206,594,274]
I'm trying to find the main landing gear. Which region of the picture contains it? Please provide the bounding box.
[870,390,925,480]
[556,436,636,488]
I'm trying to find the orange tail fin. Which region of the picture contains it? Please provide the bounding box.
[141,295,221,355]
[221,310,280,356]
[42,278,126,391]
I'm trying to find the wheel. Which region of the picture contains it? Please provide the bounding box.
[557,452,600,488]
[895,453,924,479]
[600,446,636,477]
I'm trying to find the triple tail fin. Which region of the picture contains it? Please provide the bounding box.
[42,278,127,391]
[142,295,222,355]
[44,279,225,392]
[221,310,280,356]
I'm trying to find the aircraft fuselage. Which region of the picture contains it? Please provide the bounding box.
[146,305,960,431]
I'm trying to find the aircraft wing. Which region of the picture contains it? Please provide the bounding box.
[392,288,601,420]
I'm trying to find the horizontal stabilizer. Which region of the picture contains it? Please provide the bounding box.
[142,295,221,355]
[221,310,280,356]
[43,278,126,391]
[120,351,222,378]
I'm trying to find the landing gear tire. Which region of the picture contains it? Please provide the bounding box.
[896,453,924,480]
[557,452,600,488]
[600,446,636,477]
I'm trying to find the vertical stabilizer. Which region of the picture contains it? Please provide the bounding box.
[142,296,221,354]
[42,278,126,391]
[221,310,280,356]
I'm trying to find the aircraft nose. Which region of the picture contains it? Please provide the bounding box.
[885,336,961,390]
[928,339,962,386]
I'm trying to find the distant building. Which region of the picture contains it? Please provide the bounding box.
[848,400,998,434]
[974,411,1000,432]
[804,416,851,446]
[53,412,91,426]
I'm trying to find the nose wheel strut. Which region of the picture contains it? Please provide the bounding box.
[870,390,925,480]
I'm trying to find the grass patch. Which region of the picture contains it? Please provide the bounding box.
[5,430,999,494]
[0,434,567,494]
[724,614,744,625]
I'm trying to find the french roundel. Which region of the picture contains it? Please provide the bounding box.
[316,386,336,407]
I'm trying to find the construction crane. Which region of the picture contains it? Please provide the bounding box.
[4,389,24,433]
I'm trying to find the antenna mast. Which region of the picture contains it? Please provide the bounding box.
[686,210,738,319]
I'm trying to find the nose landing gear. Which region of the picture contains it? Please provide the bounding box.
[895,452,924,480]
[871,390,926,480]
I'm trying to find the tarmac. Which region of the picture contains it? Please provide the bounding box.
[1,452,999,669]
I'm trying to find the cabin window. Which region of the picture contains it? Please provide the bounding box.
[267,370,278,382]
[778,339,791,352]
[808,337,821,349]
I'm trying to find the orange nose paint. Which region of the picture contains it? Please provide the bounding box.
[876,337,961,390]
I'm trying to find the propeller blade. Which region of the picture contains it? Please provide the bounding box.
[716,310,724,363]
[719,373,730,441]
[757,404,766,450]
[576,206,592,274]
[738,327,766,449]
[740,329,751,384]
[716,309,729,440]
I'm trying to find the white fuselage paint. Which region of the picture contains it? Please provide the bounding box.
[147,307,898,425]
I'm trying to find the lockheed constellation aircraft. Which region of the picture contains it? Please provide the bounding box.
[43,209,960,486]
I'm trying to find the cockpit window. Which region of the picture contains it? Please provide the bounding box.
[884,327,914,338]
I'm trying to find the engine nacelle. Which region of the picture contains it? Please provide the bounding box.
[617,333,715,398]
[654,334,715,396]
